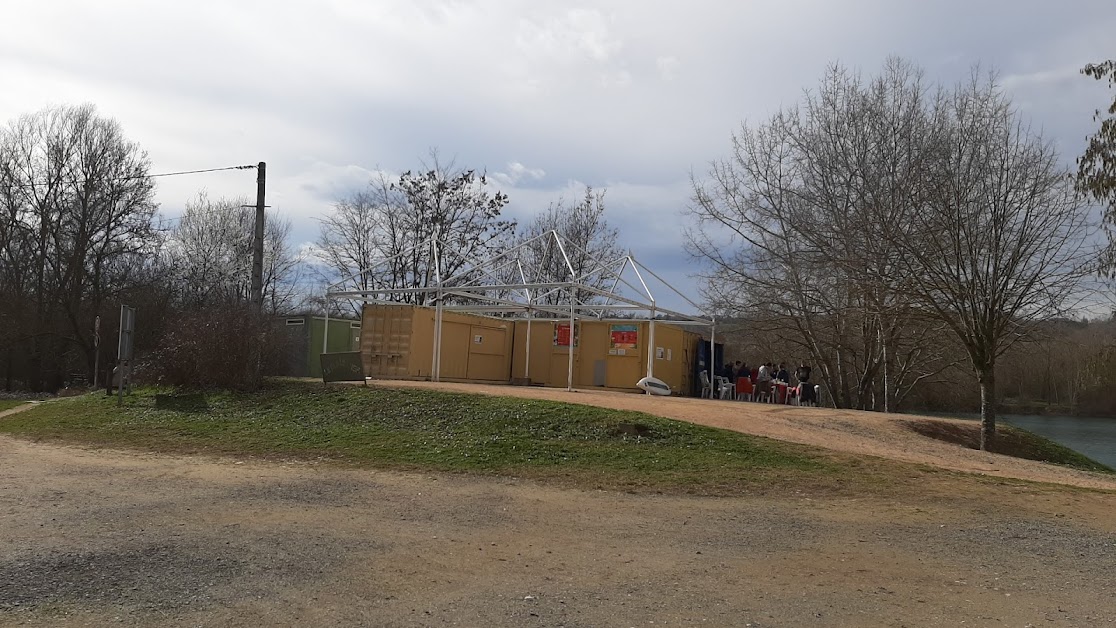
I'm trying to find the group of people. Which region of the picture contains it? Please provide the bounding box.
[720,360,816,404]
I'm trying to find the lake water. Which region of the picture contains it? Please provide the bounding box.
[1001,415,1116,470]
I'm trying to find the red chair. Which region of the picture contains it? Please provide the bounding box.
[735,377,754,401]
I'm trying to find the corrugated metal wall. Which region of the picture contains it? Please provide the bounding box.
[359,304,699,394]
[360,305,414,378]
[361,305,513,382]
[510,319,699,394]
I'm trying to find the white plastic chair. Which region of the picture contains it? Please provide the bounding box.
[715,376,735,400]
[699,370,713,399]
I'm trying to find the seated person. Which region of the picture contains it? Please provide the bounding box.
[776,364,789,383]
[738,363,752,380]
[721,362,735,380]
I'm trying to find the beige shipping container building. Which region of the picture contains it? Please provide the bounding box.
[360,304,701,395]
[360,304,514,382]
[510,319,697,393]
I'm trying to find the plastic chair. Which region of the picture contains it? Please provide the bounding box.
[699,370,713,399]
[755,379,772,403]
[797,383,820,407]
[735,378,754,402]
[715,376,735,400]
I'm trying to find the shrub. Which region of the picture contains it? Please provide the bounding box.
[138,303,291,390]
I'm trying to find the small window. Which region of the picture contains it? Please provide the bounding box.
[350,322,361,329]
[286,319,305,326]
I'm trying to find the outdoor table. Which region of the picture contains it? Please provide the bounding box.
[774,382,788,404]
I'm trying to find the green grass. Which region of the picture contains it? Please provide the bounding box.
[0,399,27,412]
[1006,427,1115,473]
[902,419,1115,475]
[5,383,1109,494]
[0,380,889,495]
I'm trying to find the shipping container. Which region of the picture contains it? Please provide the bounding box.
[510,319,698,394]
[275,315,361,378]
[359,304,702,395]
[360,304,514,382]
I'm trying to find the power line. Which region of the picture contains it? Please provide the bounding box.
[144,164,258,179]
[0,163,258,192]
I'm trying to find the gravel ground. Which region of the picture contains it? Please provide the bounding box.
[2,431,1115,627]
[3,388,1116,627]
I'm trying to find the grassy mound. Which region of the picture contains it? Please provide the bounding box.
[0,380,880,495]
[902,419,1114,474]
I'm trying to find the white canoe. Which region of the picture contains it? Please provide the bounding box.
[636,376,672,396]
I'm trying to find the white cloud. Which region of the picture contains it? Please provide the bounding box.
[490,161,547,187]
[656,56,681,81]
[2,0,1114,313]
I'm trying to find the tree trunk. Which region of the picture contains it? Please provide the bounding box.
[979,368,996,451]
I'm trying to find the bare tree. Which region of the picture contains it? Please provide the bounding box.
[320,152,514,304]
[515,186,624,307]
[687,60,955,411]
[689,61,1097,443]
[0,104,158,390]
[891,72,1097,449]
[316,183,390,309]
[164,192,299,313]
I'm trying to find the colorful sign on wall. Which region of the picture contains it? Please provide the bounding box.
[553,322,579,347]
[609,323,638,349]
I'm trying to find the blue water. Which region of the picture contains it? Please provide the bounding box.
[1000,415,1116,470]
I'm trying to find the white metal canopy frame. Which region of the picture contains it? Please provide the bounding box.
[323,229,718,393]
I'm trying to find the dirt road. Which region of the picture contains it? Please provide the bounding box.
[3,389,1115,626]
[2,431,1115,627]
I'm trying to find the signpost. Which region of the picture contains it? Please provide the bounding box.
[116,305,135,407]
[320,351,366,384]
[93,315,101,389]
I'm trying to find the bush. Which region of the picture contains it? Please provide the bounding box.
[138,303,291,390]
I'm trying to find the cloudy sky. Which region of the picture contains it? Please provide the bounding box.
[2,1,1114,312]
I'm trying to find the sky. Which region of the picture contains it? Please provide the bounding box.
[2,0,1114,314]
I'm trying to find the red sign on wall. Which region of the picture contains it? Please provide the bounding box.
[609,324,638,349]
[553,322,579,347]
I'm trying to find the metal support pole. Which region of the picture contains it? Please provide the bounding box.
[646,309,656,393]
[434,301,443,381]
[432,240,444,382]
[524,310,532,380]
[92,315,100,389]
[323,303,330,354]
[566,294,575,392]
[709,320,716,396]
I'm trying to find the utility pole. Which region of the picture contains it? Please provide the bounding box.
[250,161,266,310]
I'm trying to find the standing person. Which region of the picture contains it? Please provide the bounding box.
[795,363,814,405]
[738,362,752,380]
[757,362,772,400]
[776,363,789,383]
[795,363,811,383]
